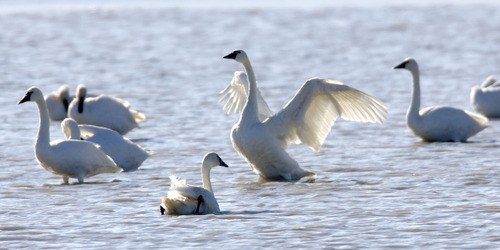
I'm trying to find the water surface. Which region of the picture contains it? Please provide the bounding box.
[1,1,499,248]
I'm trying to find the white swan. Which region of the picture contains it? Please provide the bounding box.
[394,58,488,142]
[222,49,388,181]
[18,87,122,184]
[61,118,150,171]
[45,85,72,121]
[160,153,228,215]
[470,75,500,118]
[68,84,145,135]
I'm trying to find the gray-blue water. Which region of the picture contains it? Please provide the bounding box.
[1,1,499,248]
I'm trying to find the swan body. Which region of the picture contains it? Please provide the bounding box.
[222,49,388,181]
[45,85,72,121]
[394,58,488,142]
[18,87,122,184]
[160,153,228,215]
[68,84,145,135]
[61,118,149,171]
[470,75,500,118]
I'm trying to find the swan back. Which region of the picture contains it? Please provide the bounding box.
[78,124,149,171]
[61,118,149,171]
[68,84,145,135]
[471,76,500,118]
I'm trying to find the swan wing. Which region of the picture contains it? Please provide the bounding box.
[219,71,272,122]
[265,78,388,151]
[464,110,489,125]
[480,75,499,88]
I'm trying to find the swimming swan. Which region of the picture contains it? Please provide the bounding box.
[470,75,500,118]
[222,49,388,181]
[68,84,145,135]
[61,118,150,171]
[160,153,228,215]
[394,58,488,142]
[18,87,122,184]
[45,85,72,121]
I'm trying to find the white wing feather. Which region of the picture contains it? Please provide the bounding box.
[266,78,388,151]
[219,71,272,122]
[480,75,500,88]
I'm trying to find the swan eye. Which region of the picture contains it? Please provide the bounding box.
[18,91,34,104]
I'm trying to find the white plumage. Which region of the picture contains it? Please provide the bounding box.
[45,85,72,121]
[222,49,388,181]
[68,84,145,135]
[18,87,122,184]
[394,57,488,142]
[219,71,272,122]
[470,75,500,118]
[61,118,150,171]
[160,153,228,215]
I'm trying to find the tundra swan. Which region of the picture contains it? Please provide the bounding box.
[394,57,488,142]
[470,75,500,118]
[68,84,145,135]
[45,85,72,121]
[61,118,149,171]
[160,153,228,215]
[18,87,122,184]
[222,49,388,181]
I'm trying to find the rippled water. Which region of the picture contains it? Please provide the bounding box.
[1,1,500,248]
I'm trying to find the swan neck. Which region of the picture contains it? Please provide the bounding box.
[408,67,421,119]
[35,98,51,147]
[78,97,85,113]
[241,60,259,123]
[201,164,214,194]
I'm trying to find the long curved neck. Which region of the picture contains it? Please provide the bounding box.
[240,60,260,124]
[407,66,421,121]
[35,98,51,148]
[201,164,214,194]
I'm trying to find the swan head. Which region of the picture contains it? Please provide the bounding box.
[58,85,70,100]
[393,58,418,72]
[202,152,229,169]
[223,49,248,63]
[76,84,87,99]
[18,87,43,104]
[59,85,71,111]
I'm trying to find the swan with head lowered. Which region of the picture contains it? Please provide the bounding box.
[160,153,228,215]
[61,118,150,171]
[470,75,500,118]
[222,49,388,181]
[18,87,122,184]
[45,84,72,121]
[394,58,488,142]
[68,84,145,135]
